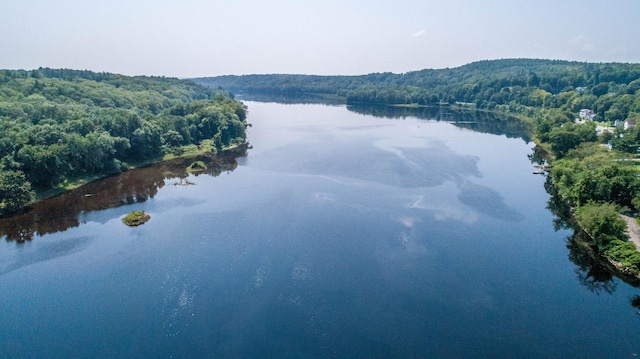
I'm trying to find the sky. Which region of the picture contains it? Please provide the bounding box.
[2,0,640,78]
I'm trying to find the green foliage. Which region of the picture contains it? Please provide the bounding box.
[186,160,207,173]
[605,240,640,272]
[550,144,640,207]
[122,210,150,226]
[162,130,184,147]
[195,59,640,115]
[0,68,248,209]
[547,122,597,158]
[611,125,640,153]
[575,202,628,251]
[0,170,35,215]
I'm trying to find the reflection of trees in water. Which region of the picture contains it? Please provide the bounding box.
[0,150,244,242]
[528,145,550,167]
[543,176,640,309]
[631,295,640,313]
[237,92,346,106]
[544,178,573,233]
[347,104,532,142]
[567,232,617,295]
[346,104,443,119]
[235,94,532,141]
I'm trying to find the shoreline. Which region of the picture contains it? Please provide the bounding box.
[531,140,640,280]
[32,142,249,204]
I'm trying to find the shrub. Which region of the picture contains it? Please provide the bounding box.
[187,160,207,173]
[575,202,627,250]
[122,210,150,226]
[606,240,640,272]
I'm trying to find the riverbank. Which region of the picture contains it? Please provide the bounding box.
[0,147,244,242]
[33,141,249,203]
[528,123,640,280]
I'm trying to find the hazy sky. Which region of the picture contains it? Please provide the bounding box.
[2,0,640,77]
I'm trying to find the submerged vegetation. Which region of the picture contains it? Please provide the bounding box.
[0,68,248,216]
[196,58,640,277]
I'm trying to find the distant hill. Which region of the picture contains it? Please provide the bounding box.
[193,58,640,112]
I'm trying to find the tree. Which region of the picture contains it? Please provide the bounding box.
[547,122,597,158]
[527,71,540,87]
[591,82,609,97]
[548,127,582,158]
[0,170,35,215]
[17,144,67,186]
[130,121,163,159]
[575,202,628,251]
[162,130,184,147]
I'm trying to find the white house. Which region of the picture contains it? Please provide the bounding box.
[596,125,615,136]
[624,119,637,130]
[579,109,595,121]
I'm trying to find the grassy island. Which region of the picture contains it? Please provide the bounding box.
[122,211,151,227]
[186,160,207,173]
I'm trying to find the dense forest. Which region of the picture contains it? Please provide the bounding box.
[0,68,248,216]
[195,59,640,119]
[195,58,640,275]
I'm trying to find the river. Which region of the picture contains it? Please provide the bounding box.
[1,101,639,358]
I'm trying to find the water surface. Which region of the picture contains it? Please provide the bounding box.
[1,102,639,358]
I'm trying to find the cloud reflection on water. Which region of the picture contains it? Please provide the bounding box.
[252,137,523,224]
[0,236,93,276]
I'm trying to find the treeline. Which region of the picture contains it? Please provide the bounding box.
[0,68,248,216]
[195,59,640,121]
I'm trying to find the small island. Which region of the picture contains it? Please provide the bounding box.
[186,160,208,173]
[122,211,151,227]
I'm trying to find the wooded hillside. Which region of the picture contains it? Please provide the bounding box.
[195,59,640,121]
[0,68,248,215]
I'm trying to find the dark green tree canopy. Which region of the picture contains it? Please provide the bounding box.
[0,68,248,214]
[0,170,35,215]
